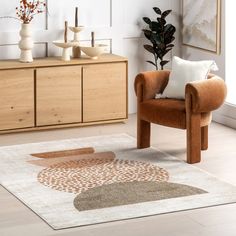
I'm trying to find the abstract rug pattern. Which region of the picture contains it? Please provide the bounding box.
[0,134,236,230]
[38,154,169,194]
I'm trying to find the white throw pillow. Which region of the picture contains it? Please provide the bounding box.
[161,56,218,99]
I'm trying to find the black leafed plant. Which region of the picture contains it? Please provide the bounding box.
[143,7,176,70]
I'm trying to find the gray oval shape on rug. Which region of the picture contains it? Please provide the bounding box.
[74,181,207,211]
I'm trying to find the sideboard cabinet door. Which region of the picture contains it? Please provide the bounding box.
[83,62,127,122]
[36,66,82,126]
[0,69,34,130]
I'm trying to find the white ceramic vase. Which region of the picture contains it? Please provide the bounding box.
[19,23,34,63]
[69,26,84,58]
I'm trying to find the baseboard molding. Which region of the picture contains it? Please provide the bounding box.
[213,103,236,129]
[213,112,236,129]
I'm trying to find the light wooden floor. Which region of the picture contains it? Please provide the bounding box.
[1,114,236,236]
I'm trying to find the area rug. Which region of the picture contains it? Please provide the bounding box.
[0,133,236,230]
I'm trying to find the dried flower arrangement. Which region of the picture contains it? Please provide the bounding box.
[16,0,46,24]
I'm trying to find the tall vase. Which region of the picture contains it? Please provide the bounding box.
[19,23,34,63]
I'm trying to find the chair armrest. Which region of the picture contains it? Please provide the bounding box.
[134,70,170,102]
[185,76,227,113]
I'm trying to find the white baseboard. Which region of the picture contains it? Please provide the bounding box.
[213,103,236,129]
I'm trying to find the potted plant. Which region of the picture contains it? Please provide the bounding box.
[143,7,176,70]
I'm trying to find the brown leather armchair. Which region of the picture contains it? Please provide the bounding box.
[134,70,227,164]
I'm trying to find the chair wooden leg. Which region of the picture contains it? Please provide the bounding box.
[201,126,208,151]
[137,119,150,149]
[187,114,201,164]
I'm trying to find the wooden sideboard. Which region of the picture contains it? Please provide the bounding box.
[0,54,128,134]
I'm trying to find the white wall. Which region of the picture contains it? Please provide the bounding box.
[214,0,236,129]
[0,0,181,114]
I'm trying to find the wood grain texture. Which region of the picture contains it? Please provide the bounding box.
[83,62,127,122]
[0,118,127,134]
[0,55,128,133]
[36,66,82,126]
[0,54,127,71]
[0,69,34,130]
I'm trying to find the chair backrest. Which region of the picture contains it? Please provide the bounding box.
[208,73,221,80]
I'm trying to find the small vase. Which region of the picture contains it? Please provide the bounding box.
[19,23,34,63]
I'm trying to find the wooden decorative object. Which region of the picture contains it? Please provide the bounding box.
[91,32,95,47]
[64,21,68,43]
[75,7,79,27]
[0,54,128,134]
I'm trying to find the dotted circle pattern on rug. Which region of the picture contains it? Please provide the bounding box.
[37,156,169,194]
